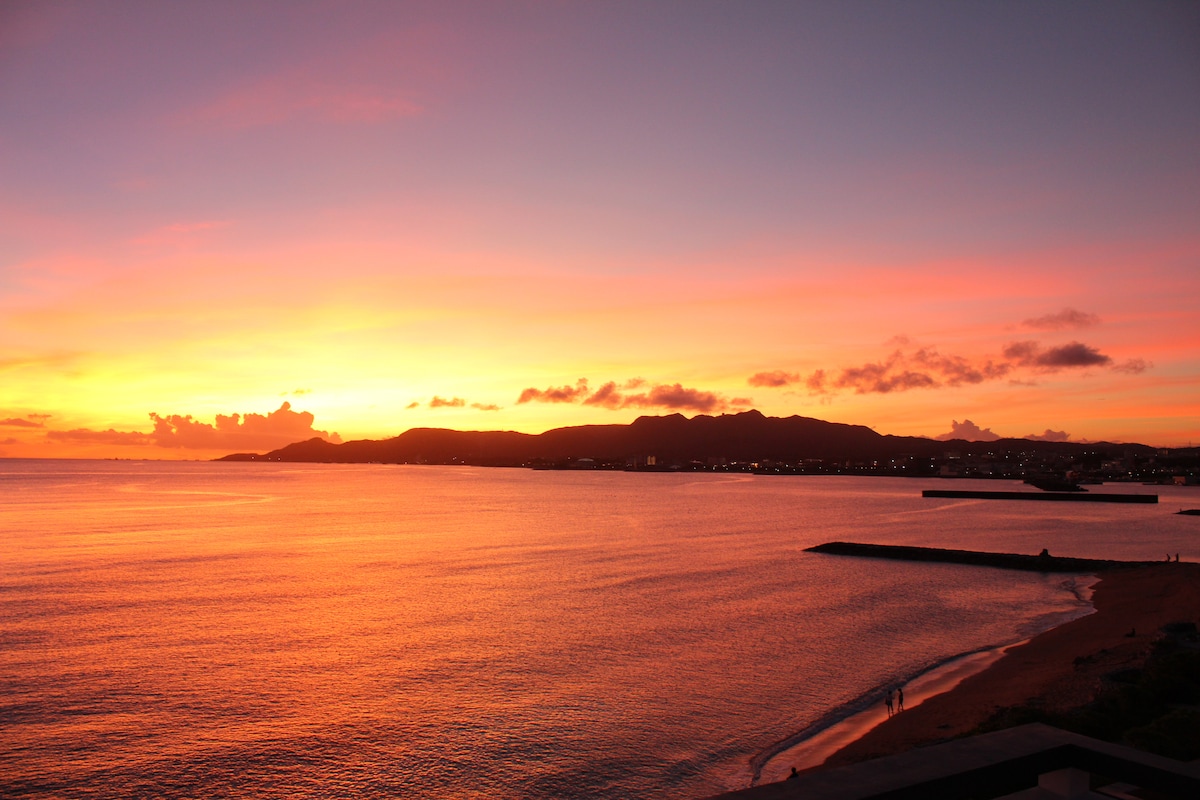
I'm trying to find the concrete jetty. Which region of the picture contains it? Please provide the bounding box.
[922,489,1157,504]
[805,542,1161,573]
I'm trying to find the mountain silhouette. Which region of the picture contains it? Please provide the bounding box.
[217,410,1153,466]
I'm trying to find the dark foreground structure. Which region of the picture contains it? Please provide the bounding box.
[708,724,1200,800]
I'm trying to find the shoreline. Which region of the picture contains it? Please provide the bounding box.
[751,575,1098,784]
[752,643,1012,783]
[818,562,1200,768]
[713,563,1200,798]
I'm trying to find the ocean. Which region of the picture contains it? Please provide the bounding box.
[2,460,1195,798]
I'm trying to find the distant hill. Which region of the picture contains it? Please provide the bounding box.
[217,410,1156,466]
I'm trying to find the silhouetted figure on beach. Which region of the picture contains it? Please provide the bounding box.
[896,686,904,712]
[787,767,799,780]
[1039,548,1050,558]
[1175,553,1180,562]
[885,689,894,717]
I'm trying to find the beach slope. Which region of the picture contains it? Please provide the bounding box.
[710,562,1200,799]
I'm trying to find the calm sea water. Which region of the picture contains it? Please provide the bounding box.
[2,461,1196,798]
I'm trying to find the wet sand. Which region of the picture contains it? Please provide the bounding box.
[755,643,1015,782]
[819,562,1200,768]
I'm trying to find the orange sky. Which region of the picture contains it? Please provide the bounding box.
[2,2,1198,459]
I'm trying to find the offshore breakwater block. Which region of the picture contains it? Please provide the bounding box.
[804,542,1158,573]
[922,489,1158,504]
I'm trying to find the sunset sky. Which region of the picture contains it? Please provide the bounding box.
[2,1,1198,459]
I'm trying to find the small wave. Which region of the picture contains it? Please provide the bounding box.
[746,639,1031,785]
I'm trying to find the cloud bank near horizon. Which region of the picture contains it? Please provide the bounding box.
[934,418,1074,443]
[38,402,341,452]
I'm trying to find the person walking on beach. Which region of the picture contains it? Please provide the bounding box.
[896,686,904,712]
[885,689,894,717]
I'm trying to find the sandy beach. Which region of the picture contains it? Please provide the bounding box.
[715,562,1200,798]
[819,562,1200,767]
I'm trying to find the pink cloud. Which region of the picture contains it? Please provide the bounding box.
[519,377,735,413]
[589,382,731,413]
[517,379,590,404]
[0,417,44,428]
[620,383,727,413]
[148,402,340,450]
[935,420,1000,442]
[582,381,622,409]
[835,353,939,394]
[748,370,800,388]
[911,348,1010,386]
[1026,429,1071,442]
[1112,358,1151,374]
[1022,308,1101,330]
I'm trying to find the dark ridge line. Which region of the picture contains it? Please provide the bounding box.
[923,489,1158,504]
[805,542,1164,573]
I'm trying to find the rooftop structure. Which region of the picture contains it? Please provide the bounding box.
[707,724,1200,800]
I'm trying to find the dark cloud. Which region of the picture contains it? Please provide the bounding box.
[148,402,341,450]
[1022,308,1100,330]
[1026,429,1071,442]
[748,370,800,388]
[1004,340,1112,369]
[517,379,590,404]
[806,370,829,394]
[1002,340,1041,364]
[935,419,1000,442]
[0,437,18,445]
[1037,342,1112,369]
[0,417,44,428]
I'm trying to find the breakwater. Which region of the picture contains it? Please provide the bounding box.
[805,542,1159,572]
[922,489,1157,504]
